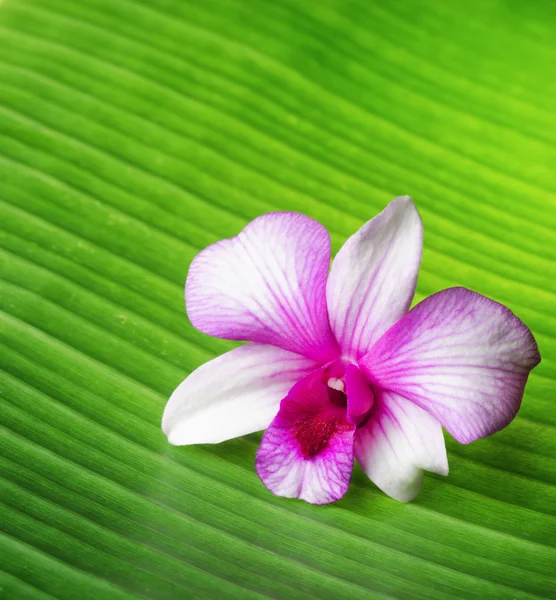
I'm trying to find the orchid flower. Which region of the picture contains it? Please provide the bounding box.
[162,197,540,504]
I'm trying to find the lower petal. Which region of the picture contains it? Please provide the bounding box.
[255,366,355,504]
[256,422,355,504]
[355,390,448,502]
[162,344,319,445]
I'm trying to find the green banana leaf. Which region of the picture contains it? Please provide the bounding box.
[1,0,555,598]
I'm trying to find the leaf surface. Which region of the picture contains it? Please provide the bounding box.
[1,1,556,598]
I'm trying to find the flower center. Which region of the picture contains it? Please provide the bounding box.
[327,377,348,409]
[293,376,351,458]
[294,411,342,458]
[286,361,374,460]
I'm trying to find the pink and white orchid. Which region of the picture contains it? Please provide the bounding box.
[162,197,540,504]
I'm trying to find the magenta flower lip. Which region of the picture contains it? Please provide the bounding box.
[162,196,541,504]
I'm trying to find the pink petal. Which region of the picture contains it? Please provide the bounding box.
[326,196,423,360]
[361,287,541,444]
[186,213,339,363]
[256,365,355,504]
[354,389,448,502]
[162,344,320,445]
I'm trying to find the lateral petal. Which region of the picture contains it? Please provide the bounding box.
[361,287,541,443]
[163,344,320,445]
[186,213,339,362]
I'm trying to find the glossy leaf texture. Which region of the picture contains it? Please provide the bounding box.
[1,1,556,599]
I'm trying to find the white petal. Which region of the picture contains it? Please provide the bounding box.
[162,344,319,445]
[355,390,448,502]
[326,196,422,360]
[186,213,339,363]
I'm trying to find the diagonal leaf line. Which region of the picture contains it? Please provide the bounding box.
[0,244,218,363]
[0,68,271,233]
[0,55,390,211]
[0,227,220,360]
[1,62,555,289]
[368,4,556,123]
[447,444,556,487]
[2,70,550,285]
[0,476,284,600]
[1,406,552,600]
[0,532,142,600]
[2,387,552,600]
[0,58,392,226]
[170,0,556,197]
[0,457,322,600]
[0,153,199,287]
[18,0,556,218]
[0,278,191,385]
[0,236,221,363]
[379,2,556,87]
[381,0,556,51]
[0,125,223,257]
[5,12,556,243]
[267,0,556,133]
[0,199,199,318]
[0,127,251,253]
[279,0,556,134]
[0,214,230,355]
[235,0,556,153]
[0,428,413,600]
[74,0,556,207]
[0,498,251,600]
[0,570,59,600]
[4,13,556,251]
[481,435,556,462]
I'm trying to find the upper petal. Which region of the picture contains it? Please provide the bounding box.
[360,287,541,444]
[163,343,320,445]
[326,196,423,360]
[354,389,448,502]
[186,213,339,363]
[256,364,355,504]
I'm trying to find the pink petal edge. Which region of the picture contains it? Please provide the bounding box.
[186,212,339,363]
[360,287,540,444]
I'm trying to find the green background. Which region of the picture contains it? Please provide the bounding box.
[1,1,555,598]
